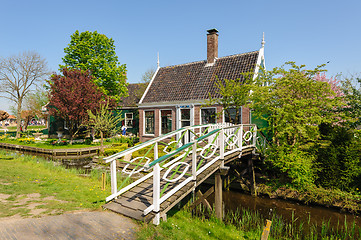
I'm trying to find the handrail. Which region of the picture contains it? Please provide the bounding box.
[145,128,221,169]
[105,123,259,224]
[104,124,213,163]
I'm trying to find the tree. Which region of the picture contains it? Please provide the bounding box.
[48,68,107,141]
[204,73,253,124]
[341,74,361,128]
[60,30,127,101]
[0,51,49,138]
[87,102,123,153]
[23,88,49,129]
[0,110,9,122]
[135,67,156,100]
[251,62,345,147]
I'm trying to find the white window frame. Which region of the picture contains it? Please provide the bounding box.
[200,107,217,125]
[159,109,172,135]
[223,107,243,124]
[125,112,133,128]
[143,110,155,136]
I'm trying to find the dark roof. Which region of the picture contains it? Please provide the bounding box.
[141,51,259,103]
[118,83,146,108]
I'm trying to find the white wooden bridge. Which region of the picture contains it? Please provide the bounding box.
[103,123,265,224]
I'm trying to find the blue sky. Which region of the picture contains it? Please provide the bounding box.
[1,0,360,112]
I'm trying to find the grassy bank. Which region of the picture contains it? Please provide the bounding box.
[252,183,361,214]
[137,209,261,240]
[0,150,111,218]
[137,207,361,240]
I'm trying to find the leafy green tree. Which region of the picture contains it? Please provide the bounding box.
[251,62,345,147]
[87,102,123,153]
[341,74,361,128]
[60,30,127,101]
[205,73,253,123]
[24,88,48,121]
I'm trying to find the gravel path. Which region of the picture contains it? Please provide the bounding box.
[0,211,138,240]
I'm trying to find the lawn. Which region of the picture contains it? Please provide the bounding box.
[0,150,111,218]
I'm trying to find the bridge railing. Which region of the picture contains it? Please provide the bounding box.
[104,123,258,224]
[104,124,216,201]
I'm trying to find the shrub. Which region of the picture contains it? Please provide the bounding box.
[316,124,361,191]
[267,146,316,189]
[103,143,128,156]
[17,137,35,144]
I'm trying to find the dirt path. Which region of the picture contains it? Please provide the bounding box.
[0,210,138,240]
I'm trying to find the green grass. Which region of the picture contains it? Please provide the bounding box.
[136,209,261,240]
[0,150,112,218]
[4,126,46,131]
[0,138,108,149]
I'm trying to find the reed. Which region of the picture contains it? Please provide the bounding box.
[219,207,361,239]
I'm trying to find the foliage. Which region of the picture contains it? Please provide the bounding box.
[252,62,345,147]
[0,110,9,121]
[341,74,361,128]
[137,209,260,240]
[316,123,361,191]
[0,51,49,138]
[135,67,155,100]
[205,73,253,123]
[60,30,127,101]
[24,88,49,122]
[266,146,317,188]
[17,137,35,144]
[48,68,106,140]
[86,102,123,152]
[49,139,68,146]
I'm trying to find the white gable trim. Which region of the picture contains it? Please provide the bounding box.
[139,66,161,104]
[253,36,266,80]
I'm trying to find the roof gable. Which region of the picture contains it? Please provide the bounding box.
[118,83,146,108]
[141,51,259,104]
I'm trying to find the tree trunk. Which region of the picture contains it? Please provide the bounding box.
[16,100,22,138]
[100,131,104,154]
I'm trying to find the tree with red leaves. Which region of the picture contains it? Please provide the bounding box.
[48,68,106,141]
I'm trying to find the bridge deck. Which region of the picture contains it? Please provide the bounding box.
[103,147,253,222]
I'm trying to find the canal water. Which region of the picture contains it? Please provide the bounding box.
[221,190,361,228]
[197,183,361,236]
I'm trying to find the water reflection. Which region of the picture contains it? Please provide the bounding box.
[219,189,361,228]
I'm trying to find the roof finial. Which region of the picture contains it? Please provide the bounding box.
[261,32,265,48]
[157,52,160,68]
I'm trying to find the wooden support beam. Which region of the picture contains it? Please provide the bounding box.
[215,171,222,220]
[189,187,214,211]
[261,219,272,240]
[248,156,257,196]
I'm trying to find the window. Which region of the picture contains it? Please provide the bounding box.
[144,111,155,134]
[201,108,216,124]
[224,107,242,124]
[125,113,133,128]
[180,109,191,127]
[161,110,172,134]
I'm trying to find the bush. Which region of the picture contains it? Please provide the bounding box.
[267,146,316,189]
[315,124,361,191]
[103,143,128,156]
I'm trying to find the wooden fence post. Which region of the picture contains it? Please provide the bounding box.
[261,219,272,240]
[215,171,222,220]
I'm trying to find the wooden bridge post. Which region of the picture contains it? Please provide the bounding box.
[215,171,223,220]
[248,155,257,196]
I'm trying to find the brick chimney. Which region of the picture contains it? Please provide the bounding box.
[207,29,218,64]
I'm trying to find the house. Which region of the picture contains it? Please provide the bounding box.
[117,83,147,136]
[138,29,265,142]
